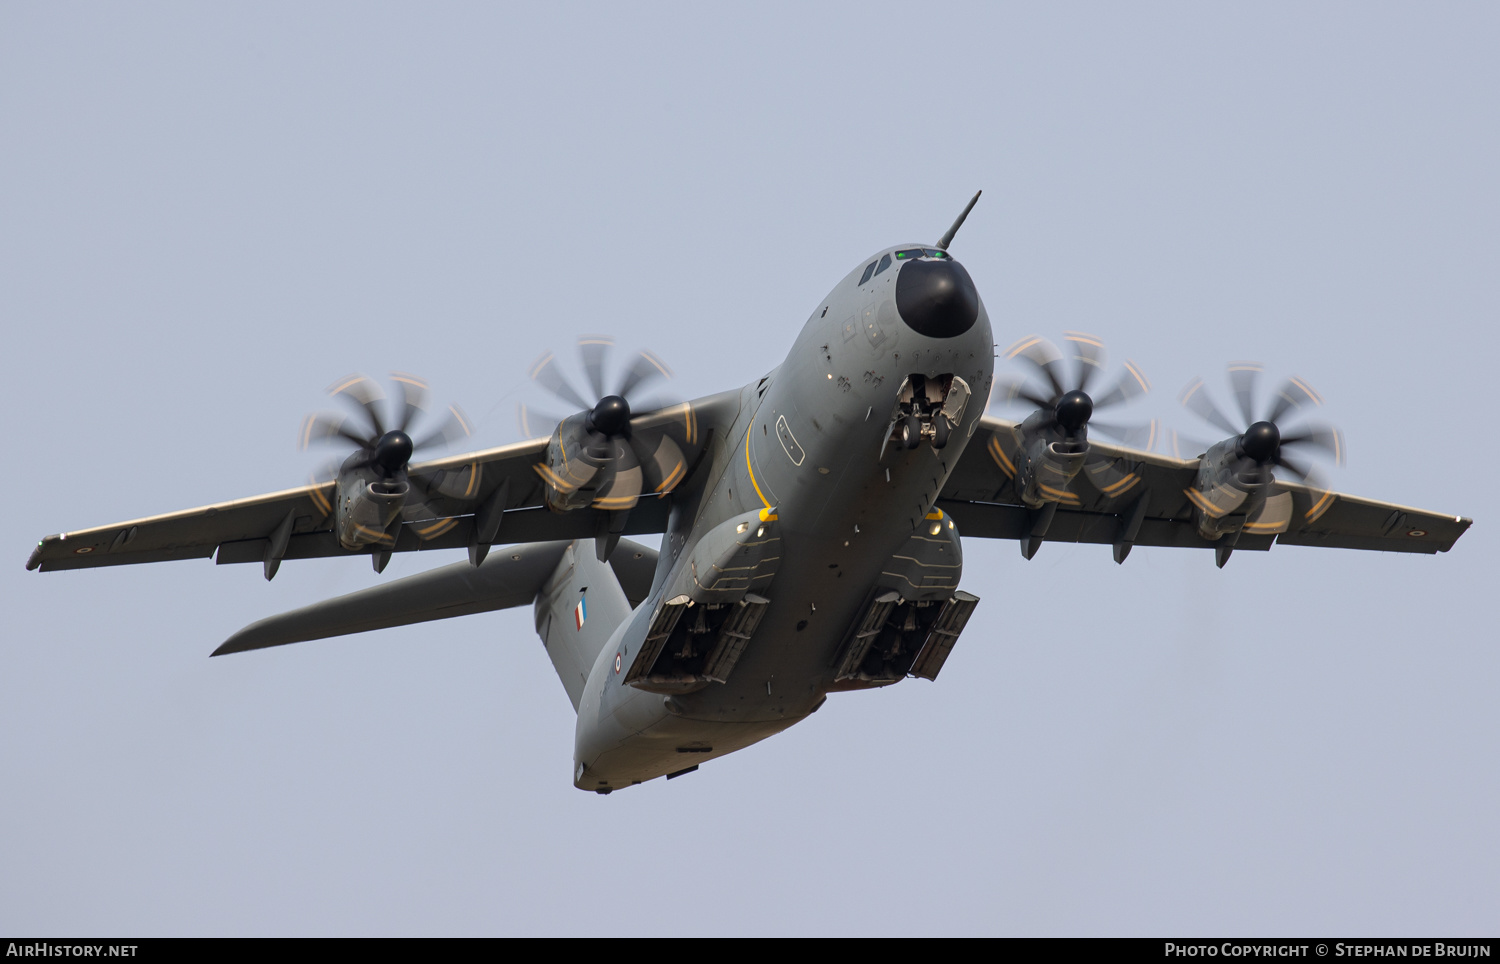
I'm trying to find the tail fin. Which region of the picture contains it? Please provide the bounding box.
[535,539,645,710]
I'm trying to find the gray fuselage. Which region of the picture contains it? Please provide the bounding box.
[573,245,996,791]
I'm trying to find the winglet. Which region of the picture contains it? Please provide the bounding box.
[936,190,982,250]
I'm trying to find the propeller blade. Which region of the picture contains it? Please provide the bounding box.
[578,335,614,401]
[1228,362,1263,427]
[390,372,430,434]
[1179,376,1243,437]
[1265,375,1324,425]
[991,376,1054,411]
[632,432,689,496]
[1091,359,1151,410]
[517,402,566,441]
[1170,429,1213,460]
[1064,331,1106,394]
[1280,424,1346,466]
[299,413,370,451]
[1083,456,1142,499]
[327,373,389,438]
[1005,335,1066,400]
[616,349,672,403]
[1273,451,1317,485]
[592,439,643,511]
[411,404,473,453]
[1091,418,1159,451]
[528,351,592,411]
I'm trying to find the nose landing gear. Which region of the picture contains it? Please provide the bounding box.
[888,374,969,453]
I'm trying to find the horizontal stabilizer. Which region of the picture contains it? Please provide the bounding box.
[214,542,569,655]
[213,539,658,656]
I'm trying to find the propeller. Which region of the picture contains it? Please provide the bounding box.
[1174,363,1346,488]
[521,337,696,512]
[300,372,473,480]
[993,332,1157,449]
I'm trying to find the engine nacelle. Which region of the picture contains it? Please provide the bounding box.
[1186,437,1293,541]
[1010,408,1090,507]
[335,470,409,550]
[538,412,615,513]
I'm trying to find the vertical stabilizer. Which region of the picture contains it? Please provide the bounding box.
[535,540,635,710]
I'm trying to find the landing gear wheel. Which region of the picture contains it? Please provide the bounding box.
[900,416,923,450]
[932,415,952,450]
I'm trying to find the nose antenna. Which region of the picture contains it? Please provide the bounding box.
[935,190,982,250]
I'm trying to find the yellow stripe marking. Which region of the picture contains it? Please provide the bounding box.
[1289,375,1323,406]
[1122,359,1151,394]
[527,353,555,380]
[415,518,458,538]
[327,373,371,396]
[987,435,1016,478]
[655,460,685,493]
[534,463,577,493]
[353,523,396,546]
[1038,484,1081,505]
[638,350,672,381]
[745,432,772,510]
[308,482,332,516]
[1005,335,1044,359]
[1099,472,1139,496]
[1064,331,1103,349]
[1243,520,1284,533]
[1183,487,1227,518]
[1305,490,1335,522]
[758,507,778,522]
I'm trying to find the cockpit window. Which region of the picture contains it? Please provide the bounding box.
[895,248,951,261]
[858,261,877,285]
[873,253,893,277]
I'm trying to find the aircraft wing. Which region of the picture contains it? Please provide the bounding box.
[937,416,1470,558]
[24,437,667,574]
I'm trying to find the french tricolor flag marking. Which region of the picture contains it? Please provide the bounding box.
[574,595,587,631]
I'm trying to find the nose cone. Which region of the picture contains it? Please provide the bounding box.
[895,258,980,338]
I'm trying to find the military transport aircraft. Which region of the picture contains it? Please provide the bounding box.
[26,194,1470,793]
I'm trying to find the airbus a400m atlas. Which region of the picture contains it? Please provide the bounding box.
[27,194,1470,793]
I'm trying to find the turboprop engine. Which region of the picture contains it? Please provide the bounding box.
[299,373,471,568]
[1176,365,1346,548]
[993,333,1155,508]
[524,341,703,519]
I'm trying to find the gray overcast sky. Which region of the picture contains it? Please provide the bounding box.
[3,2,1496,936]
